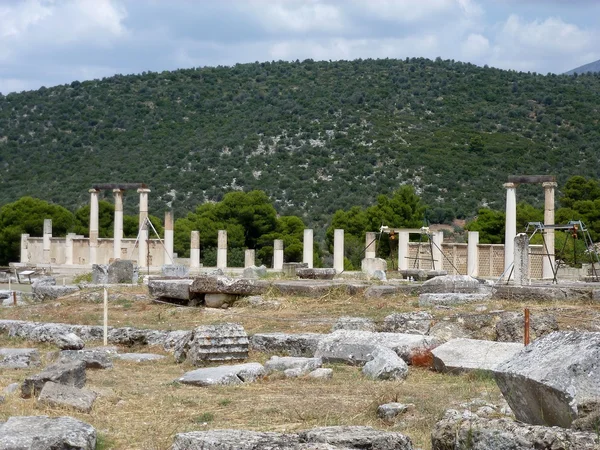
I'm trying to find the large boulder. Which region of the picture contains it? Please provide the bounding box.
[250,332,325,357]
[421,275,483,294]
[54,332,85,350]
[177,363,265,386]
[495,311,559,343]
[21,360,86,398]
[432,409,599,450]
[432,338,523,374]
[314,330,439,365]
[59,348,115,369]
[0,348,40,369]
[493,331,600,429]
[0,415,96,450]
[362,347,409,381]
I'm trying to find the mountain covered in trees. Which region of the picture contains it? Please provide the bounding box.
[565,59,600,75]
[1,58,600,226]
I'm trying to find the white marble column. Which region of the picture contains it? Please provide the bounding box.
[467,231,479,277]
[514,233,530,286]
[190,231,200,269]
[65,233,75,265]
[20,234,30,264]
[365,232,377,259]
[164,211,174,264]
[245,249,255,268]
[543,182,558,279]
[303,229,313,268]
[89,188,99,265]
[137,188,151,268]
[504,182,517,276]
[217,230,227,269]
[43,219,52,264]
[273,239,284,270]
[432,231,443,270]
[397,231,409,271]
[113,189,123,261]
[333,229,344,273]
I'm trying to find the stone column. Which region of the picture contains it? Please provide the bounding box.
[20,234,30,264]
[365,232,377,259]
[65,233,75,265]
[504,182,517,277]
[431,231,443,270]
[303,229,313,268]
[333,229,344,273]
[514,233,530,286]
[89,188,99,265]
[245,249,255,268]
[164,211,174,264]
[137,188,151,268]
[42,219,52,264]
[190,231,200,269]
[113,189,123,261]
[397,231,409,271]
[467,231,480,278]
[543,182,558,280]
[273,239,284,270]
[217,230,227,269]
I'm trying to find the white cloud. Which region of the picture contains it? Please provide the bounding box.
[245,0,345,33]
[352,0,482,24]
[461,33,490,60]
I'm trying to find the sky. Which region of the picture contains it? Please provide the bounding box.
[1,0,599,94]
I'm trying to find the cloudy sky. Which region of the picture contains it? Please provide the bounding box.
[1,0,599,94]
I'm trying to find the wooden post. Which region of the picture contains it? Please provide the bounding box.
[524,308,530,346]
[103,288,108,346]
[12,291,17,307]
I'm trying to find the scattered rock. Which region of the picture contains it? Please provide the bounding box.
[55,332,85,350]
[176,323,248,365]
[377,403,413,421]
[204,293,237,308]
[363,285,408,298]
[38,381,97,413]
[148,279,193,301]
[178,363,265,386]
[21,360,86,398]
[380,312,433,334]
[31,285,79,301]
[307,368,333,380]
[107,259,137,284]
[113,353,166,362]
[282,262,308,278]
[296,268,337,280]
[190,275,264,296]
[60,348,115,369]
[362,347,409,381]
[419,293,491,307]
[171,429,300,450]
[432,338,523,374]
[246,295,281,309]
[243,265,268,279]
[91,264,108,284]
[298,425,413,449]
[427,321,471,342]
[493,331,600,429]
[250,332,325,357]
[332,317,376,332]
[2,383,20,395]
[0,348,41,368]
[32,276,56,287]
[421,275,484,293]
[370,269,387,281]
[264,356,322,375]
[0,415,97,449]
[495,311,559,343]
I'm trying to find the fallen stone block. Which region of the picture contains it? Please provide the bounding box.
[204,293,238,308]
[250,332,325,357]
[60,348,114,369]
[21,360,86,398]
[148,279,193,301]
[162,264,190,278]
[31,285,79,301]
[377,403,413,421]
[0,415,97,450]
[55,332,85,350]
[175,323,248,365]
[298,425,413,449]
[421,275,483,294]
[432,338,523,374]
[190,275,264,296]
[363,285,414,298]
[107,259,137,284]
[495,311,559,343]
[418,292,490,307]
[307,368,333,380]
[431,409,599,450]
[171,429,300,450]
[493,285,593,302]
[427,321,471,342]
[0,348,40,369]
[362,347,409,381]
[493,331,600,429]
[282,262,308,277]
[332,317,376,332]
[314,330,439,365]
[264,356,322,375]
[296,268,336,280]
[242,265,268,279]
[91,264,108,284]
[380,312,433,334]
[400,269,447,281]
[113,353,165,362]
[246,295,281,309]
[177,363,265,386]
[38,381,97,413]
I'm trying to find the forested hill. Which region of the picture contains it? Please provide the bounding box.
[1,58,600,225]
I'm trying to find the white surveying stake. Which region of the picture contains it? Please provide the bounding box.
[129,216,174,273]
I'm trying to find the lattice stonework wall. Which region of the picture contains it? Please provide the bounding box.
[529,245,544,279]
[441,244,468,275]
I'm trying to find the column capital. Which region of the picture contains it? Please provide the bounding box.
[503,182,518,189]
[113,188,123,194]
[89,188,99,194]
[137,188,151,193]
[542,181,558,189]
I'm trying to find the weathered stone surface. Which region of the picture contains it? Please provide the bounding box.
[55,332,85,350]
[242,265,267,279]
[370,269,387,281]
[161,264,190,278]
[0,348,40,368]
[60,348,114,369]
[91,264,108,284]
[190,275,264,295]
[493,331,600,429]
[308,368,333,379]
[298,426,413,449]
[377,403,413,420]
[32,276,56,287]
[495,311,559,343]
[364,285,407,298]
[296,268,337,280]
[176,323,248,365]
[315,330,439,365]
[38,381,97,413]
[432,338,523,374]
[380,312,433,334]
[400,269,447,281]
[246,295,281,309]
[204,293,237,308]
[421,275,483,294]
[148,279,193,300]
[332,317,376,332]
[113,353,166,362]
[0,415,96,450]
[431,409,599,450]
[493,285,593,302]
[250,332,325,357]
[0,290,25,307]
[283,262,308,278]
[264,356,322,375]
[107,260,136,284]
[31,285,79,301]
[419,292,491,307]
[427,321,471,342]
[21,360,86,398]
[362,347,409,381]
[178,363,265,386]
[3,383,20,395]
[171,429,301,450]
